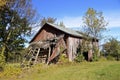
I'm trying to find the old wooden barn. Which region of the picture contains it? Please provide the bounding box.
[21,22,98,66]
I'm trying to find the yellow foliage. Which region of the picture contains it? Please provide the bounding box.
[0,0,6,7]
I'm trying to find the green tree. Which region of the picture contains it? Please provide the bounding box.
[40,17,66,28]
[82,8,108,61]
[103,38,120,61]
[83,8,108,41]
[40,17,56,26]
[59,21,65,27]
[0,0,36,62]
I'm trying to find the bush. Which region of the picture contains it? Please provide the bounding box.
[92,47,99,61]
[75,52,84,63]
[92,53,99,61]
[58,54,69,63]
[99,56,107,61]
[106,55,115,61]
[116,54,120,61]
[102,38,120,61]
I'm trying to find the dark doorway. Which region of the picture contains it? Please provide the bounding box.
[83,52,88,61]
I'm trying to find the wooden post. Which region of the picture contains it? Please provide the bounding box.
[88,49,92,61]
[34,48,40,64]
[47,46,51,65]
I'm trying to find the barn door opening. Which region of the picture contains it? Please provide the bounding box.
[83,51,88,61]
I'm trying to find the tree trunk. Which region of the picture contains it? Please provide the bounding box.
[1,45,6,62]
[1,45,6,56]
[1,31,12,61]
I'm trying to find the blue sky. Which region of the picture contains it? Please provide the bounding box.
[32,0,120,43]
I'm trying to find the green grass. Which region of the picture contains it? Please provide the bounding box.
[0,61,120,80]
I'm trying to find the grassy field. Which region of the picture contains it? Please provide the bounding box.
[0,61,120,80]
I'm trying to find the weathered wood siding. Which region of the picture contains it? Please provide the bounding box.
[33,25,64,42]
[31,24,98,62]
[33,29,46,41]
[67,36,81,61]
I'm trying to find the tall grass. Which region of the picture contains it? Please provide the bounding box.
[0,61,120,80]
[0,63,22,80]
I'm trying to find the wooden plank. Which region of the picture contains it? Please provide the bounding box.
[48,47,60,62]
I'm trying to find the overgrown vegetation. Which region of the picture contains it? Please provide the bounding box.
[75,52,84,62]
[0,63,22,79]
[75,40,88,62]
[92,46,99,61]
[58,54,69,64]
[0,61,120,80]
[76,8,108,62]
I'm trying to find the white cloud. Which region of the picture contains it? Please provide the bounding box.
[57,16,83,28]
[57,12,120,28]
[29,12,120,42]
[105,13,120,28]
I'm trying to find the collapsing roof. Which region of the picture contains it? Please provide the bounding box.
[30,22,84,43]
[45,23,83,37]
